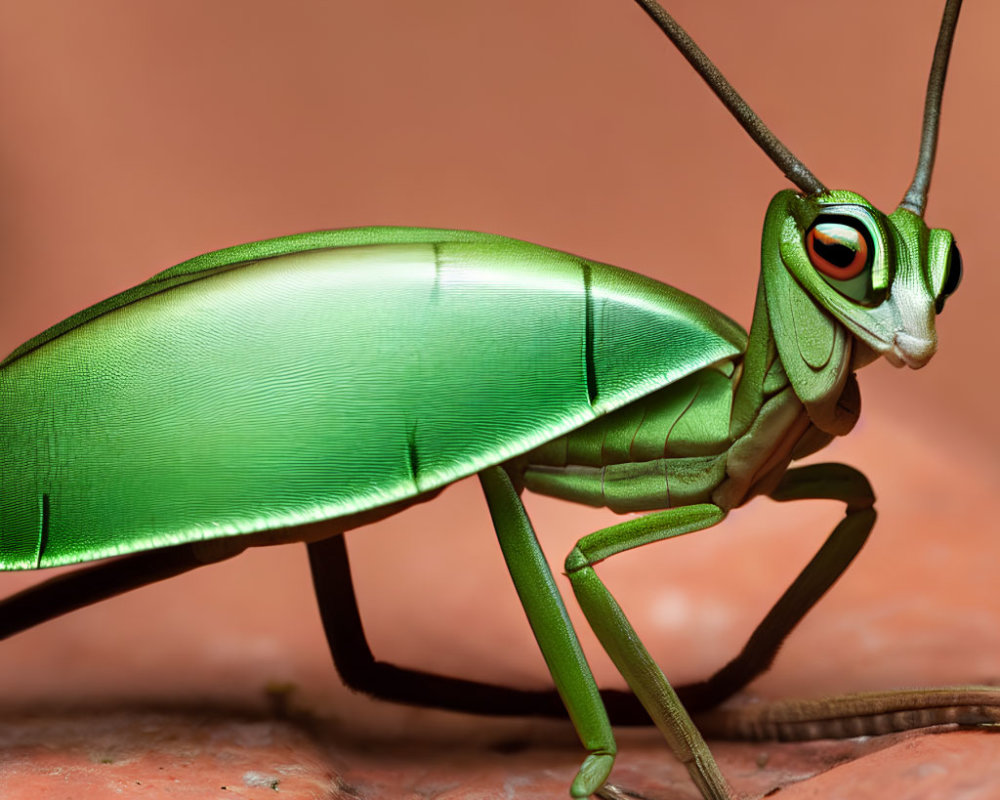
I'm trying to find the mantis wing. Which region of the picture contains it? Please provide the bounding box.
[1,228,745,568]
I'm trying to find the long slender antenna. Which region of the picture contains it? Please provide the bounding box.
[900,0,963,216]
[631,0,826,196]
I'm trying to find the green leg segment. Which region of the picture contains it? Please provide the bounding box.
[565,503,734,800]
[479,467,616,798]
[304,463,874,743]
[683,462,876,711]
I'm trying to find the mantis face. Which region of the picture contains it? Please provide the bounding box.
[771,189,962,370]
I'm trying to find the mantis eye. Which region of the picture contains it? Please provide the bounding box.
[935,239,962,313]
[805,218,870,280]
[803,214,884,306]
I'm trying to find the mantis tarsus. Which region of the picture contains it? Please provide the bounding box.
[1,1,998,798]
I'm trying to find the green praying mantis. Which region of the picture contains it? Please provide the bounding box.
[1,1,999,798]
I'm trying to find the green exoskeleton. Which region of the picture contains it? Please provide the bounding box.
[0,1,996,798]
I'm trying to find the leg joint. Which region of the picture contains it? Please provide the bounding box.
[564,545,592,575]
[770,462,875,511]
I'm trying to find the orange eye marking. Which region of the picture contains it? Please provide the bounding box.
[806,222,868,280]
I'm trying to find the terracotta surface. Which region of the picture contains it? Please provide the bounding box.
[1,2,998,798]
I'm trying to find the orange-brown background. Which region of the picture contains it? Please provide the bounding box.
[0,1,997,796]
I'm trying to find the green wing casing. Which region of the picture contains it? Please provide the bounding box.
[0,228,745,569]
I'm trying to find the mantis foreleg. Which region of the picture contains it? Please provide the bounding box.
[682,462,875,710]
[692,463,1000,740]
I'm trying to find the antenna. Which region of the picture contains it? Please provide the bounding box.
[900,0,963,216]
[631,0,827,196]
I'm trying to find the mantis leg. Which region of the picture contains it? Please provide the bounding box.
[479,465,617,798]
[308,531,575,717]
[681,462,875,711]
[0,540,244,640]
[306,462,871,733]
[688,463,1000,739]
[308,529,656,722]
[309,468,617,797]
[565,503,734,800]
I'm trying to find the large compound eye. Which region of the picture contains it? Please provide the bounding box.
[935,239,962,313]
[805,218,871,280]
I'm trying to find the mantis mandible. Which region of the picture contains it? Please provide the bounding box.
[1,1,998,798]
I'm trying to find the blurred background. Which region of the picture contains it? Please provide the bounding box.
[0,1,997,795]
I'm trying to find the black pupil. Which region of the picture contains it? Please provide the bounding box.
[814,236,857,269]
[935,241,962,313]
[942,241,962,297]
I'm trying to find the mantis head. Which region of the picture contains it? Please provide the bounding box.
[633,0,963,374]
[747,0,963,426]
[767,190,962,371]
